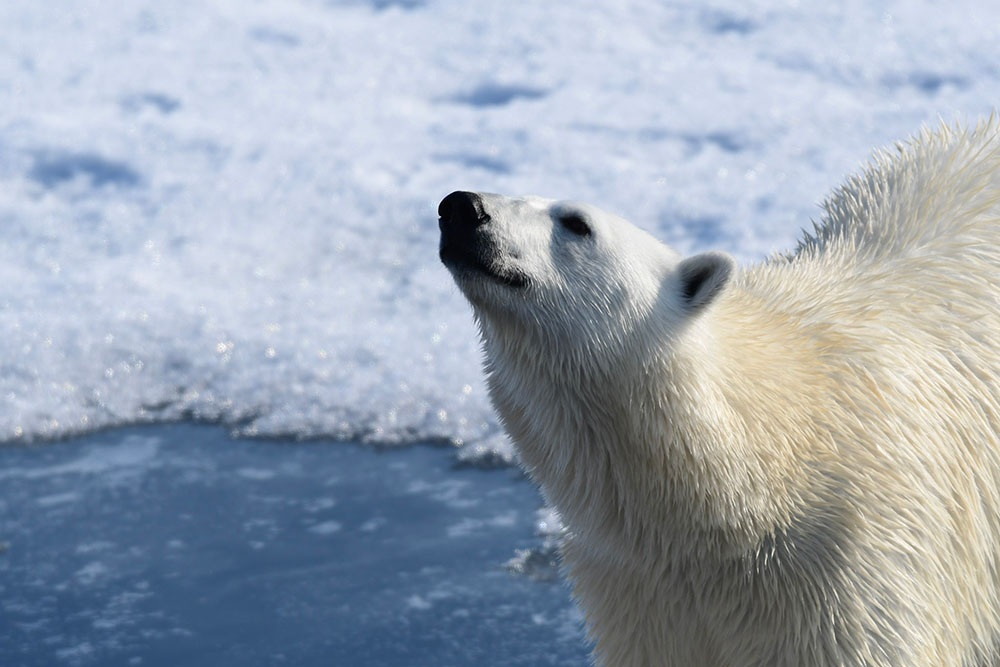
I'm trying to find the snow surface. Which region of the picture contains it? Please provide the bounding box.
[2,1,1000,455]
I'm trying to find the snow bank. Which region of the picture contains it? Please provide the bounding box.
[1,1,997,456]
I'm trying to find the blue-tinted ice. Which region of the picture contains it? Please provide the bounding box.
[0,426,588,666]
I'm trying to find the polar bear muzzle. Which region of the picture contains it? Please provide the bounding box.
[438,190,529,289]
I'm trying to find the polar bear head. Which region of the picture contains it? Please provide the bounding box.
[438,190,735,356]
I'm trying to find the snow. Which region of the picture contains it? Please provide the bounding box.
[2,0,999,456]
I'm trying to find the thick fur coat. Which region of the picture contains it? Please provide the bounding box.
[439,120,1000,666]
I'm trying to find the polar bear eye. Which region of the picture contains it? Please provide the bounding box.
[559,212,592,237]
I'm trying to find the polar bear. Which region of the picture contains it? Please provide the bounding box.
[439,120,1000,666]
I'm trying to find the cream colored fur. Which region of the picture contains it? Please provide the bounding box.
[445,119,1000,666]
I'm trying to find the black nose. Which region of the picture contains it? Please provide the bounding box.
[438,191,489,229]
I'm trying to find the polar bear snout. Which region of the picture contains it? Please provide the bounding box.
[439,190,489,229]
[438,191,529,289]
[439,190,490,272]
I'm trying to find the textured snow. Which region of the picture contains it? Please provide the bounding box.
[2,1,999,457]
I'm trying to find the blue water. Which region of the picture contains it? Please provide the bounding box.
[0,425,588,666]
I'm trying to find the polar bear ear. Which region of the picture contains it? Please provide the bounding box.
[675,251,735,313]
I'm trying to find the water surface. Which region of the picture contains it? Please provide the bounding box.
[0,425,588,666]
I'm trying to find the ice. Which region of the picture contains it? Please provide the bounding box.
[1,1,1000,458]
[0,435,160,480]
[307,520,343,535]
[447,510,519,538]
[505,507,565,581]
[0,425,590,665]
[406,594,433,611]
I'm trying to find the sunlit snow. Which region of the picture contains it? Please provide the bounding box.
[1,0,997,457]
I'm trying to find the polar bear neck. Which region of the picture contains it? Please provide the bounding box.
[477,286,818,561]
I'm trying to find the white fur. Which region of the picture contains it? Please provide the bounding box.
[444,119,1000,666]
